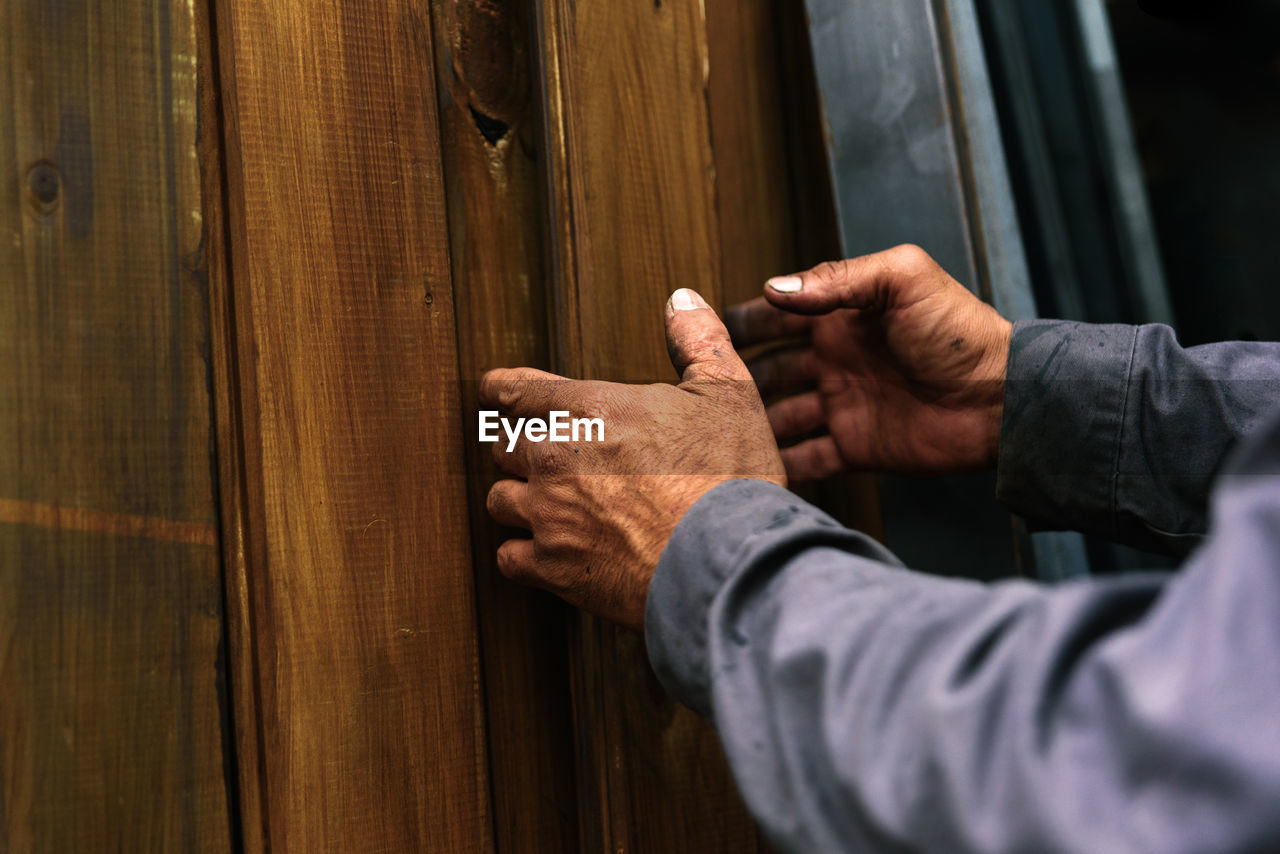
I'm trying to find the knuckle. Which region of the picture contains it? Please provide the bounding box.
[887,243,933,272]
[681,334,716,363]
[532,445,569,476]
[810,260,847,287]
[578,387,614,421]
[693,358,740,385]
[481,369,515,409]
[496,373,526,409]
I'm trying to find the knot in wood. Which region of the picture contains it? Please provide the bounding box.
[25,161,61,215]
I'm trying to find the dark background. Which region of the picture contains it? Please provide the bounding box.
[1111,0,1280,345]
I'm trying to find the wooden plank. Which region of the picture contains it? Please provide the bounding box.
[536,0,722,383]
[774,0,846,272]
[428,1,579,851]
[0,0,233,850]
[706,0,795,308]
[532,1,764,850]
[211,0,493,849]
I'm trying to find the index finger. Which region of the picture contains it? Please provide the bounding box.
[478,367,574,416]
[725,296,813,348]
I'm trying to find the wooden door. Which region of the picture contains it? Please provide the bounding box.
[2,0,870,850]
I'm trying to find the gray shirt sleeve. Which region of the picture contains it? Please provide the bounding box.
[646,324,1280,853]
[647,426,1280,852]
[998,319,1280,554]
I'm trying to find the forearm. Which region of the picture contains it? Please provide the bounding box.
[998,320,1280,554]
[648,464,1280,853]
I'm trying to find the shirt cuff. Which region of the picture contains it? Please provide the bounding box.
[644,478,896,715]
[997,319,1137,537]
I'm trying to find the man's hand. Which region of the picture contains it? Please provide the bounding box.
[480,288,785,631]
[727,244,1012,480]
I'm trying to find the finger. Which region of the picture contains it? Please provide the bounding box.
[486,480,530,529]
[491,435,531,477]
[780,436,846,482]
[767,392,825,441]
[747,347,818,399]
[725,296,813,347]
[496,538,536,585]
[763,244,944,316]
[479,367,573,417]
[664,288,752,386]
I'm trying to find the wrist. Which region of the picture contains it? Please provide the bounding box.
[980,317,1013,468]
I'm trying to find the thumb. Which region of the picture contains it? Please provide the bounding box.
[664,288,751,386]
[762,244,939,316]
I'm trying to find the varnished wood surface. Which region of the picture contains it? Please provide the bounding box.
[707,0,796,308]
[0,0,233,850]
[429,1,579,850]
[538,0,722,385]
[535,0,764,850]
[211,0,492,849]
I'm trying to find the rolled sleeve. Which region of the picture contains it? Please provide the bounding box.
[998,320,1280,554]
[997,320,1137,542]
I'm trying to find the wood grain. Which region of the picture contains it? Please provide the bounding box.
[211,0,492,849]
[533,0,764,850]
[537,0,722,384]
[706,0,796,308]
[428,1,579,851]
[0,0,233,849]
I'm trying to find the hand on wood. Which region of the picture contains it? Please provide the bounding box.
[480,289,785,631]
[727,244,1013,481]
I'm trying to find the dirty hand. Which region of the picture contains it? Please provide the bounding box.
[727,244,1012,480]
[480,289,785,631]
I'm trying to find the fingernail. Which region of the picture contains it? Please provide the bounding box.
[767,276,803,294]
[669,288,709,312]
